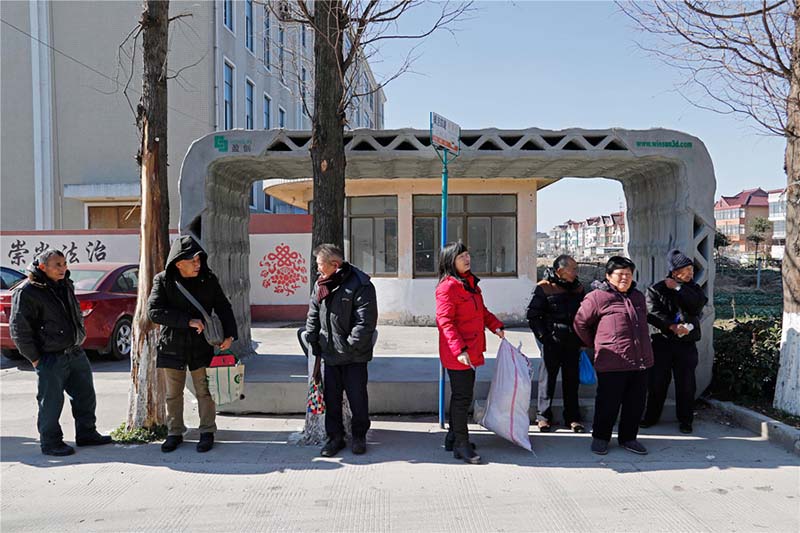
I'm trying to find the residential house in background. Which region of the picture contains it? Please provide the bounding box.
[546,211,626,261]
[768,188,786,260]
[714,188,771,261]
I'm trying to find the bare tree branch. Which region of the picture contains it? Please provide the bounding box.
[618,0,793,136]
[683,0,788,20]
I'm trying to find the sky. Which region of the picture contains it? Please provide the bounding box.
[373,1,786,231]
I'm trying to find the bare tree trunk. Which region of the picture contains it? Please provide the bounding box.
[310,0,346,255]
[127,0,170,430]
[301,0,351,442]
[776,2,800,416]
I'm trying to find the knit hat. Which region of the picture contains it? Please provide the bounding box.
[667,249,693,273]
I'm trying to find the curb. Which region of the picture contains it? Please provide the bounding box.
[704,398,800,456]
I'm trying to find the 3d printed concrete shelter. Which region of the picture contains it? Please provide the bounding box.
[178,127,716,391]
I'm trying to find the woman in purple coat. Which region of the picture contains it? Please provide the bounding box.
[573,256,654,456]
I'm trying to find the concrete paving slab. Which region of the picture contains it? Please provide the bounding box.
[1,353,797,533]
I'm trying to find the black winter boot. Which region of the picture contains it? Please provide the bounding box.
[161,435,183,453]
[453,444,481,464]
[196,433,214,453]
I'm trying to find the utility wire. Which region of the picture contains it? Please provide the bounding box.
[1,17,210,127]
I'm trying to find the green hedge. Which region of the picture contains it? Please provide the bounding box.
[713,292,782,320]
[711,319,781,401]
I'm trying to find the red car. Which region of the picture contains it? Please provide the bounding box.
[0,263,138,361]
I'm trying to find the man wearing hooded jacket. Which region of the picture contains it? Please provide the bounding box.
[147,235,237,453]
[10,249,113,456]
[642,249,707,434]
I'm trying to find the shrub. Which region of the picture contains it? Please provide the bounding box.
[110,423,168,444]
[711,319,782,401]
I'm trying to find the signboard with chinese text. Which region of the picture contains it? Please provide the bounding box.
[430,112,460,155]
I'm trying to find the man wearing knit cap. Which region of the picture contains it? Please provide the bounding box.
[642,249,708,433]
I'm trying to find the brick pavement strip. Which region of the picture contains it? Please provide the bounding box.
[1,359,799,533]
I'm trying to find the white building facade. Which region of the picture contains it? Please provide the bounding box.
[768,188,786,260]
[1,0,385,231]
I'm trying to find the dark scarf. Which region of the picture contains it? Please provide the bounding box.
[316,263,351,302]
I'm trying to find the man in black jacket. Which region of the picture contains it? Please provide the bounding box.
[527,255,586,433]
[643,249,708,433]
[9,249,112,456]
[305,244,378,457]
[147,235,237,453]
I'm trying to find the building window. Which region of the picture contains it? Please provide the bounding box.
[263,7,271,68]
[278,107,286,128]
[223,0,234,32]
[249,183,257,209]
[412,194,517,277]
[245,0,254,52]
[223,61,234,129]
[347,196,398,275]
[301,24,307,48]
[245,79,254,129]
[263,93,271,128]
[278,23,285,82]
[87,205,141,229]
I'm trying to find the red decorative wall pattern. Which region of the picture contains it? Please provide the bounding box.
[259,243,308,296]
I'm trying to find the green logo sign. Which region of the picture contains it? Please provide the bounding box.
[214,135,229,152]
[234,374,242,384]
[214,135,252,154]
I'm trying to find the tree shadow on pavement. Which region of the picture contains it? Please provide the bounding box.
[2,413,797,475]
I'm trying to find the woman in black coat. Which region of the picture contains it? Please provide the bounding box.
[147,235,237,454]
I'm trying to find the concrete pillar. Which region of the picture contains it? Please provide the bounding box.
[397,192,413,279]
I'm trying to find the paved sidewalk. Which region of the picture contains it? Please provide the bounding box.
[1,333,798,532]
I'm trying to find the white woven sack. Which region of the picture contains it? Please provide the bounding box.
[480,339,533,452]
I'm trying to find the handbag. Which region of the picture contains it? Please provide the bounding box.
[175,280,225,346]
[579,348,597,385]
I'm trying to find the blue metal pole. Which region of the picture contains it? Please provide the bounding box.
[438,149,449,429]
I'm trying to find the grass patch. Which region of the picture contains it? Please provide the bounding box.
[110,422,168,444]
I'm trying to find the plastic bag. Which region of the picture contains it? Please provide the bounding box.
[307,380,325,414]
[479,339,533,452]
[579,349,597,385]
[205,350,245,406]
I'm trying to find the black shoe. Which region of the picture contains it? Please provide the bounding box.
[453,444,481,464]
[42,442,75,457]
[679,423,693,434]
[444,432,477,452]
[638,419,657,429]
[321,437,346,457]
[590,438,609,455]
[569,422,586,433]
[161,435,183,453]
[76,433,113,447]
[196,433,214,453]
[621,440,648,455]
[351,437,367,455]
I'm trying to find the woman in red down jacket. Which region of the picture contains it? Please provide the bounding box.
[435,241,504,464]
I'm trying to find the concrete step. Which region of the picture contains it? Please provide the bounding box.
[209,353,674,416]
